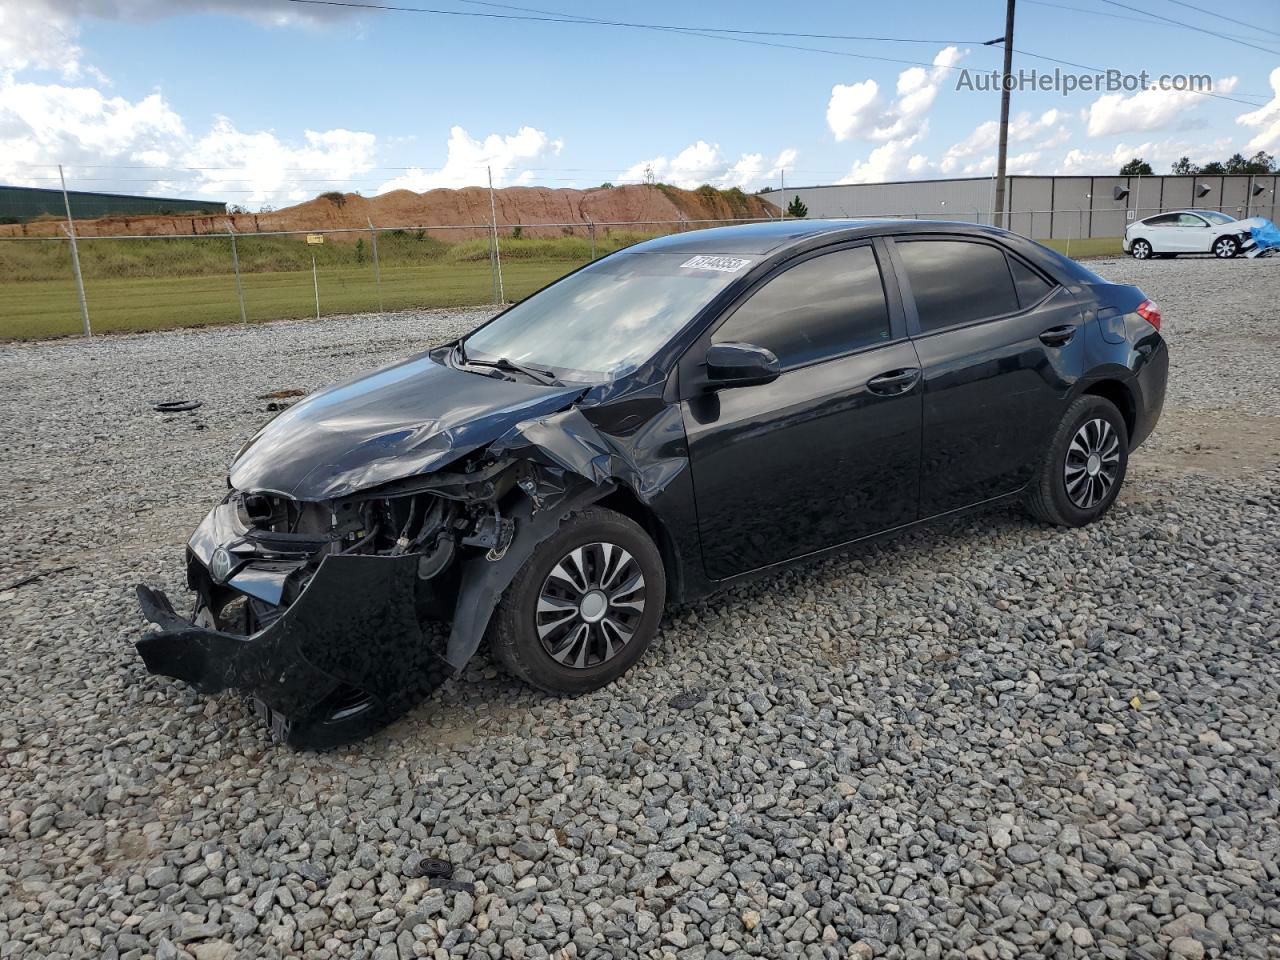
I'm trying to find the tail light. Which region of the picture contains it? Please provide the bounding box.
[1136,298,1161,331]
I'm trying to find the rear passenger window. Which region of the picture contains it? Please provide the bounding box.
[713,245,890,368]
[896,240,1020,332]
[1009,257,1053,308]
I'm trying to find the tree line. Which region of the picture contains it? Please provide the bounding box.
[1119,152,1276,176]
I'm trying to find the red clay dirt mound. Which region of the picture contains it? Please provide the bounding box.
[0,184,775,239]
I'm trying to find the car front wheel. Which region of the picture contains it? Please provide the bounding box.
[1025,395,1129,527]
[1130,238,1152,260]
[489,506,665,694]
[1213,236,1239,259]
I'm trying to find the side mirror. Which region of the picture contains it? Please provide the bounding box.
[705,341,780,389]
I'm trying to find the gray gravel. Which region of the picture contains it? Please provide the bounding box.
[1,256,1278,960]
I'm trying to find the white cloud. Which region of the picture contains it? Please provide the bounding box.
[0,3,85,78]
[826,80,882,142]
[828,48,964,186]
[943,110,1066,161]
[0,77,186,176]
[0,75,382,207]
[618,144,797,190]
[826,46,964,143]
[836,132,926,184]
[1084,86,1209,137]
[376,126,562,193]
[185,122,377,205]
[1055,136,1233,175]
[1237,67,1280,151]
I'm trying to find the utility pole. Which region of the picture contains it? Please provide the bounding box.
[988,0,1016,229]
[780,169,786,220]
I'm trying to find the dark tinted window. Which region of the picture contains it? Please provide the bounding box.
[1009,256,1054,308]
[713,246,890,368]
[1145,213,1179,225]
[897,240,1019,332]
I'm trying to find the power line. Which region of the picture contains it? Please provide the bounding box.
[279,0,968,70]
[1095,0,1279,55]
[282,0,1267,108]
[454,0,979,45]
[1157,0,1280,40]
[1021,0,1275,45]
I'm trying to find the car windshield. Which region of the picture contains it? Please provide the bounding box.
[460,252,752,382]
[1200,211,1235,225]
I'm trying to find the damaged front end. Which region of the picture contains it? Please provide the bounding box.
[136,436,614,748]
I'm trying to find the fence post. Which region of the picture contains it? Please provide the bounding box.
[312,255,320,320]
[487,166,505,304]
[227,221,247,324]
[367,218,383,312]
[589,218,596,260]
[58,165,91,338]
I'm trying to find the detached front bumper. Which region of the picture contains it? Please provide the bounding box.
[136,546,453,749]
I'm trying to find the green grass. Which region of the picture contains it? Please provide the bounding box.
[0,231,1128,340]
[0,261,580,339]
[1037,237,1124,259]
[0,232,654,283]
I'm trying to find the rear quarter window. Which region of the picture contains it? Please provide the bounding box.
[1009,257,1055,308]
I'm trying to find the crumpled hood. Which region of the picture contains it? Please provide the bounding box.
[229,351,583,500]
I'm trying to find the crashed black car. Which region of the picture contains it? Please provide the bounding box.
[137,219,1168,747]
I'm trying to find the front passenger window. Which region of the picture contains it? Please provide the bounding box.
[712,246,891,369]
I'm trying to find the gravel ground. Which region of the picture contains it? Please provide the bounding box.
[1,256,1278,960]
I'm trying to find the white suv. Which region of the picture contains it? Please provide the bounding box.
[1123,209,1260,260]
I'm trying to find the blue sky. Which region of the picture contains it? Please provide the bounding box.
[1,0,1277,208]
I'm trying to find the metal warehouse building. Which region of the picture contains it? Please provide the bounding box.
[761,174,1279,240]
[0,185,226,224]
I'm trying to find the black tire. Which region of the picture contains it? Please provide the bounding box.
[1025,395,1129,527]
[489,506,665,694]
[1130,239,1152,260]
[1213,235,1239,259]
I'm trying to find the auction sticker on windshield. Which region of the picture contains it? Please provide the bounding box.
[681,255,752,273]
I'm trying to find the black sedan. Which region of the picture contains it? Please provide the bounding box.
[136,219,1168,747]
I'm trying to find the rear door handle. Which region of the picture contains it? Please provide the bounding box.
[1039,324,1076,347]
[866,367,920,396]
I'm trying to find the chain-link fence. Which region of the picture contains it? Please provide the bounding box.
[0,206,1261,339]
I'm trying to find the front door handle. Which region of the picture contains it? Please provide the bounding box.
[866,367,920,396]
[1039,324,1076,347]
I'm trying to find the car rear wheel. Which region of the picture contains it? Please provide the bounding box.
[489,506,665,694]
[1213,236,1239,259]
[1130,238,1152,260]
[1025,395,1129,527]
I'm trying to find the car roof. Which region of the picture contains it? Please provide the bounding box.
[623,217,1102,287]
[626,218,904,255]
[1148,209,1229,218]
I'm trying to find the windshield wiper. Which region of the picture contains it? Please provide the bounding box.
[454,342,561,386]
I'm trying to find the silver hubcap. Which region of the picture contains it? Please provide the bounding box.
[1065,418,1121,509]
[536,542,646,668]
[1134,242,1149,259]
[1216,239,1233,256]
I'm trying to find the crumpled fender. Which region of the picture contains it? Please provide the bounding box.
[440,397,691,669]
[445,480,615,670]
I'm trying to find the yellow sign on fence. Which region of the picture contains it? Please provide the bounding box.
[306,234,325,245]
